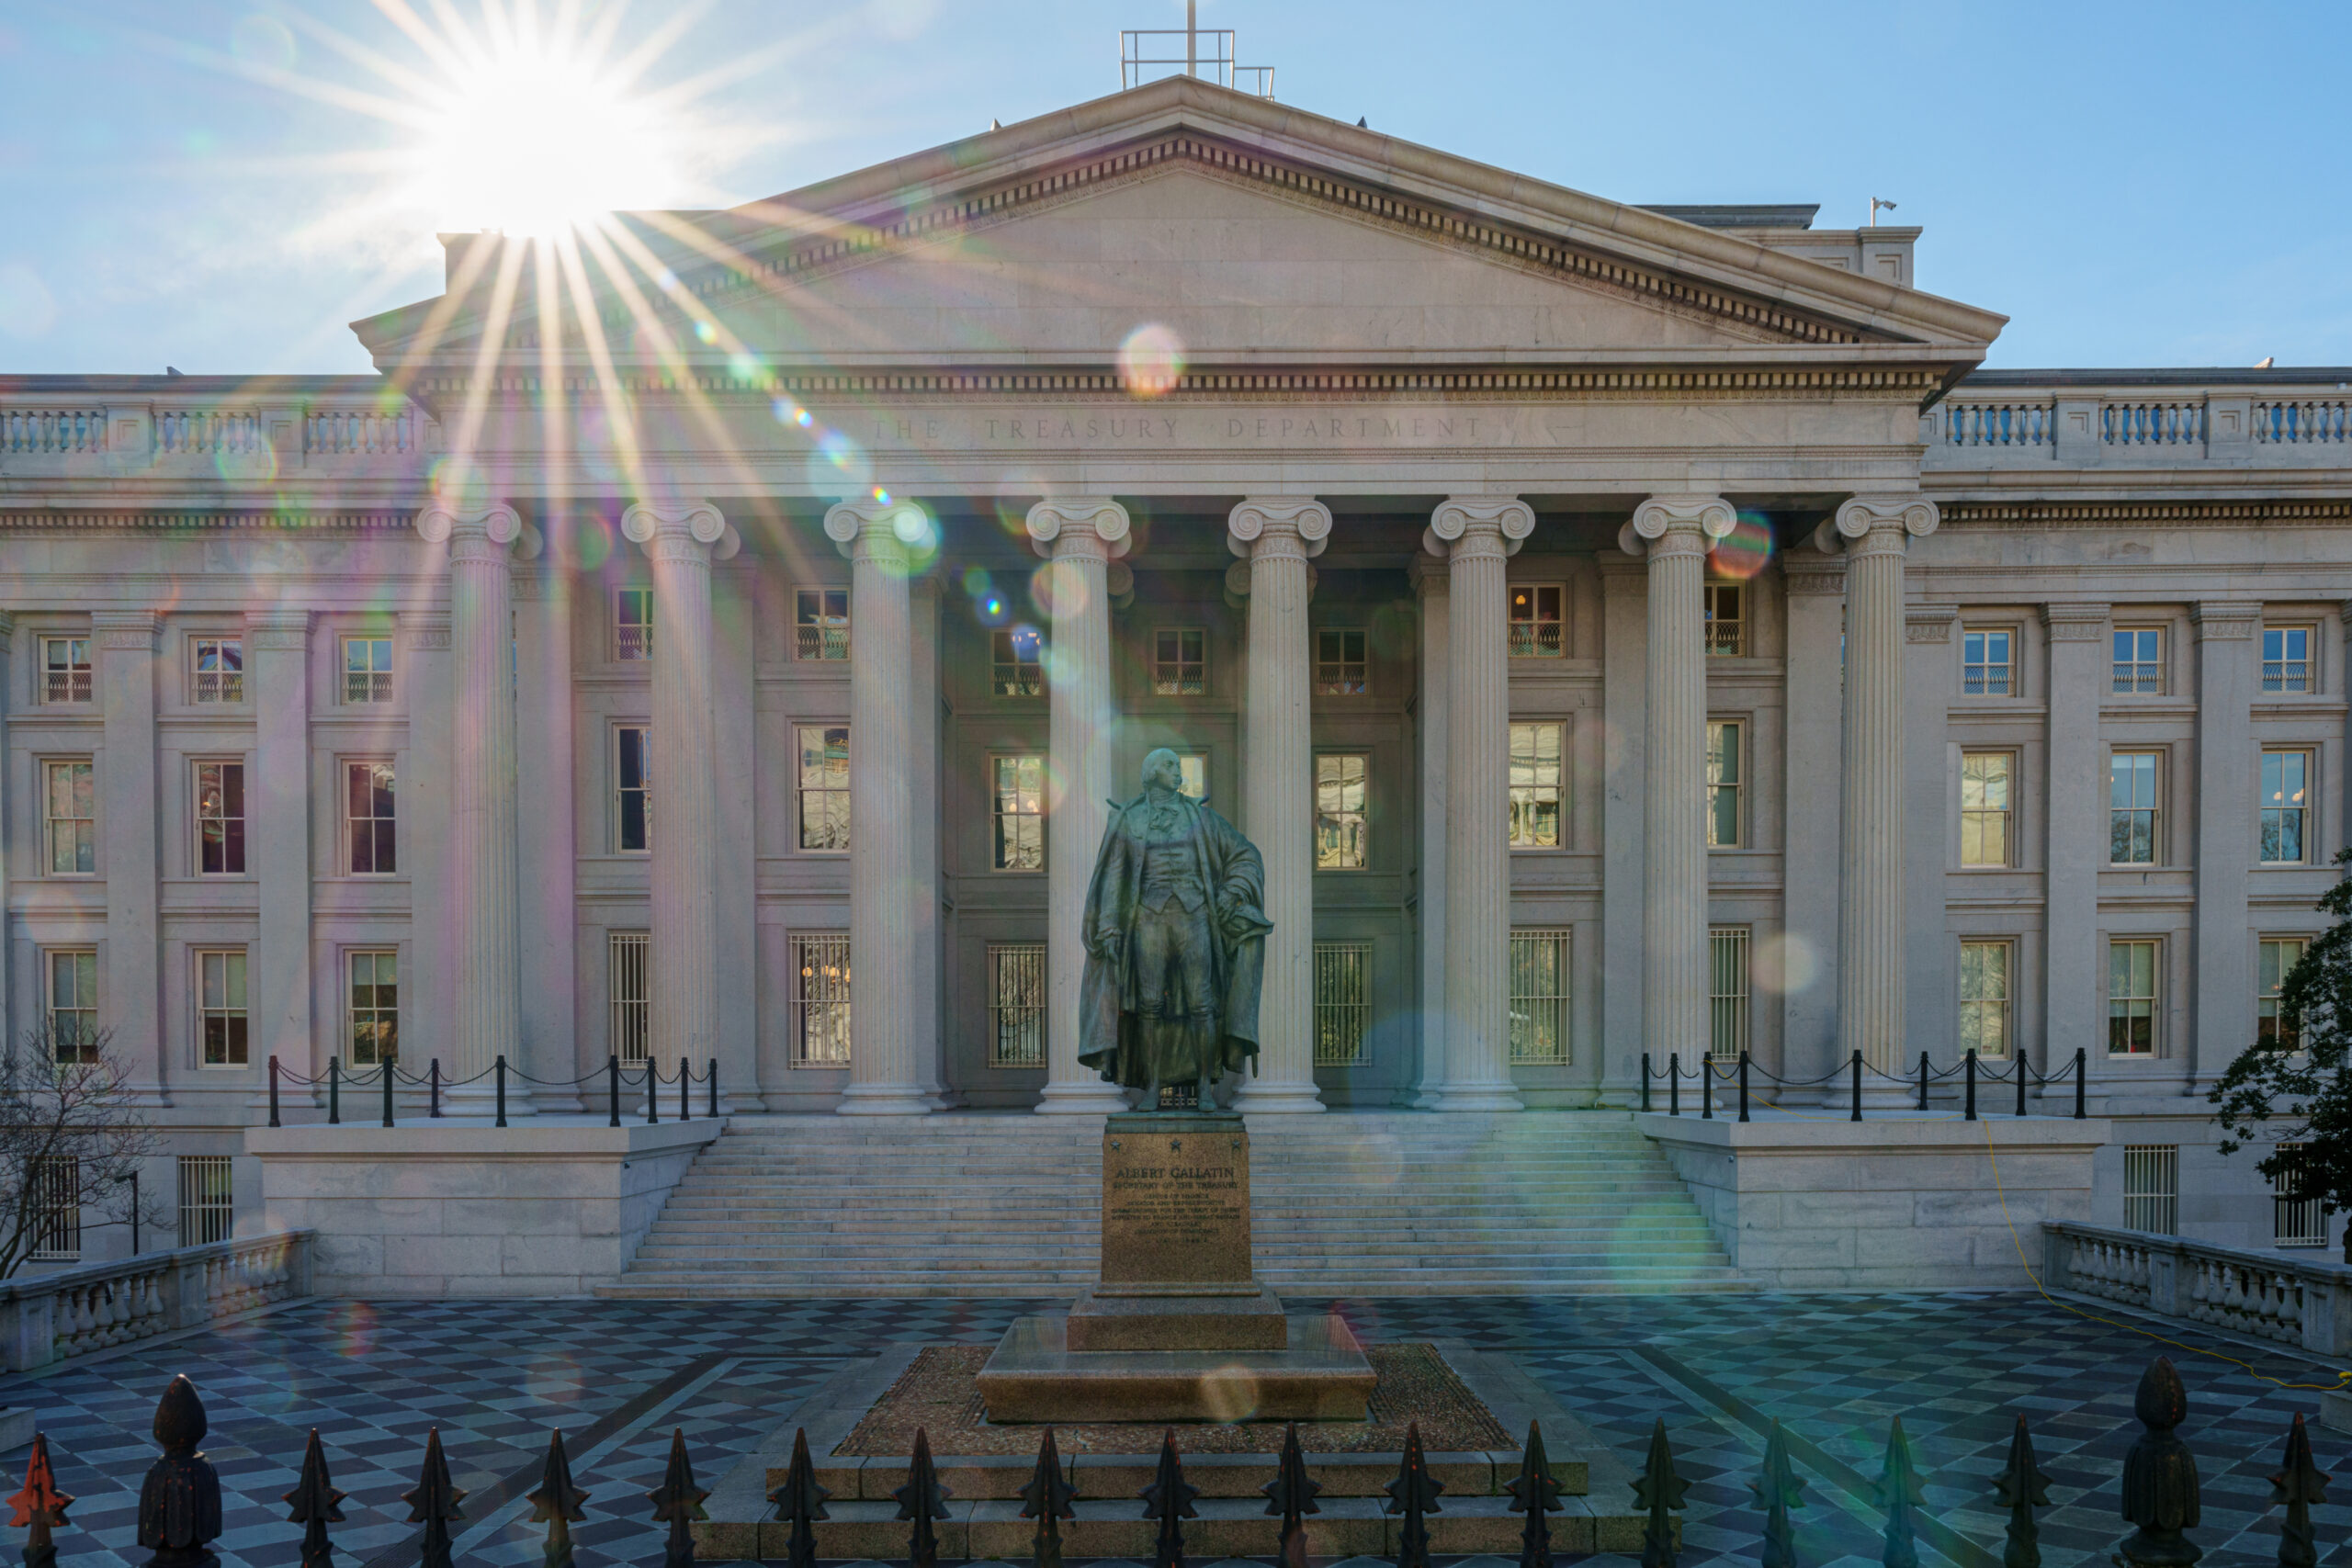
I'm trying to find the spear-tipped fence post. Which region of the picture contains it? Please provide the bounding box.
[1506,1420,1563,1568]
[1139,1427,1197,1568]
[285,1427,345,1568]
[526,1429,590,1568]
[2115,1358,2199,1568]
[328,1056,341,1124]
[766,1428,829,1568]
[2075,1046,2087,1119]
[1739,1050,1751,1122]
[647,1428,708,1568]
[2269,1410,2328,1568]
[10,1431,74,1568]
[1261,1422,1321,1568]
[402,1427,467,1568]
[1641,1053,1653,1112]
[495,1056,508,1128]
[1851,1049,1863,1120]
[707,1057,718,1118]
[429,1058,441,1119]
[607,1055,620,1127]
[894,1428,950,1568]
[1701,1056,1713,1120]
[267,1057,281,1128]
[2017,1052,2029,1118]
[1917,1051,1929,1111]
[1017,1427,1076,1568]
[679,1055,690,1122]
[1965,1049,1977,1120]
[1751,1419,1802,1568]
[1384,1420,1444,1568]
[1668,1053,1680,1117]
[379,1060,394,1127]
[1634,1418,1689,1568]
[1876,1416,1925,1568]
[140,1375,222,1568]
[1994,1413,2050,1568]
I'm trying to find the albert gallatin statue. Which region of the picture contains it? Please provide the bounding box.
[1079,748,1272,1109]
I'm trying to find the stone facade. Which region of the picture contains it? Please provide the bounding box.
[1,76,2348,1268]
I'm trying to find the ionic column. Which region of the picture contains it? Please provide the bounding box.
[1778,559,1847,1089]
[1026,498,1132,1115]
[513,571,578,1106]
[1228,498,1329,1113]
[1820,495,1939,1073]
[1423,497,1535,1111]
[1408,557,1451,1105]
[415,503,526,1093]
[822,499,930,1114]
[1623,496,1735,1071]
[620,501,726,1094]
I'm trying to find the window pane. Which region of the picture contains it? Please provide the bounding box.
[1314,754,1369,869]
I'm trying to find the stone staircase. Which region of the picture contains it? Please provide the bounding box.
[597,1110,1745,1298]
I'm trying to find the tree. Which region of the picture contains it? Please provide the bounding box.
[0,1025,157,1277]
[2212,849,2352,1262]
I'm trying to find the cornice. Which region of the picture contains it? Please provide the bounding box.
[1939,500,2352,529]
[0,509,415,532]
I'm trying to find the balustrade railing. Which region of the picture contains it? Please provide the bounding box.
[1945,400,2053,446]
[1,409,107,454]
[153,409,266,456]
[0,1230,311,1372]
[304,408,416,454]
[2103,400,2206,446]
[2043,1219,2352,1356]
[2256,399,2352,444]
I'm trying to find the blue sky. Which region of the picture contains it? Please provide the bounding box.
[2,0,2346,376]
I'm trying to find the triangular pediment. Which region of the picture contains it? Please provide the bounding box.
[355,76,2003,377]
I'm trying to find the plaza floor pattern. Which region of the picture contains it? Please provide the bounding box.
[0,1291,2343,1568]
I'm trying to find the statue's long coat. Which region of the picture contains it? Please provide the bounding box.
[1078,793,1271,1084]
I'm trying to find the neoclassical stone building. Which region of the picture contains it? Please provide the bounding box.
[4,77,2349,1270]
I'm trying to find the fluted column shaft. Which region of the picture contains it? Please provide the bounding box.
[1629,496,1734,1068]
[1408,558,1452,1105]
[1026,499,1132,1113]
[1228,499,1329,1112]
[621,502,724,1088]
[418,504,524,1088]
[1424,498,1532,1110]
[824,500,928,1113]
[1828,496,1939,1073]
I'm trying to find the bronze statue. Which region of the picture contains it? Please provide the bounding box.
[1079,748,1271,1109]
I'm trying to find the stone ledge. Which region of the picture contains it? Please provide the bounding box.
[245,1118,719,1159]
[1634,1111,2112,1152]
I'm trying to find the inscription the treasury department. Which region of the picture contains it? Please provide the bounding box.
[867,412,1492,444]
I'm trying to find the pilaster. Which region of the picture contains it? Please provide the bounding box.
[511,570,578,1106]
[0,614,11,1055]
[2191,600,2262,1089]
[244,609,313,1087]
[91,610,162,1097]
[401,609,453,1077]
[1902,601,1958,1075]
[1779,556,1846,1088]
[2042,603,2109,1083]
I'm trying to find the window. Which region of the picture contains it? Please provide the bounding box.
[2112,628,2164,694]
[1314,753,1369,869]
[342,636,392,704]
[794,588,849,660]
[2264,626,2312,694]
[2261,750,2311,864]
[347,950,398,1066]
[989,943,1046,1068]
[1314,628,1367,694]
[614,727,650,853]
[1962,628,2014,696]
[2274,1145,2327,1248]
[1703,582,1746,657]
[1960,751,2013,867]
[44,760,95,875]
[194,761,246,875]
[991,627,1043,696]
[345,761,397,874]
[1709,927,1750,1060]
[1508,724,1563,849]
[793,934,852,1066]
[40,637,92,705]
[190,637,243,703]
[28,1159,79,1262]
[176,1156,233,1247]
[616,588,653,660]
[2122,1145,2178,1235]
[2109,751,2159,864]
[609,932,650,1065]
[1313,942,1371,1066]
[1175,753,1207,802]
[1508,585,1564,658]
[2260,937,2309,1051]
[796,726,851,851]
[45,951,98,1062]
[195,950,247,1067]
[1509,930,1571,1066]
[992,756,1045,871]
[1705,721,1741,849]
[1959,940,2014,1058]
[2109,940,2159,1055]
[1152,628,1206,695]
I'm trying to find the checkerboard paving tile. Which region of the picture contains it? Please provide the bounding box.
[1,1292,2345,1568]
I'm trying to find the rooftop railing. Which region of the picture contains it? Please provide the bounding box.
[1928,377,2352,468]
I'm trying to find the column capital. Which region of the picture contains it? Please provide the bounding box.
[2189,601,2263,641]
[1831,494,1939,545]
[627,499,731,558]
[1025,497,1131,560]
[1621,494,1734,557]
[1228,497,1332,559]
[417,502,524,547]
[2040,603,2110,641]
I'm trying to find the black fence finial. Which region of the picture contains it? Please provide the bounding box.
[1875,1416,1925,1568]
[1018,1427,1077,1568]
[1261,1421,1320,1568]
[766,1428,829,1568]
[1635,1417,1689,1568]
[401,1428,467,1568]
[1506,1420,1563,1568]
[1751,1419,1800,1568]
[9,1432,74,1568]
[1994,1413,2049,1568]
[139,1374,222,1568]
[2268,1411,2328,1568]
[2115,1357,2200,1568]
[1384,1419,1444,1568]
[894,1428,950,1568]
[1139,1427,1197,1568]
[646,1428,707,1568]
[283,1428,345,1568]
[526,1430,590,1568]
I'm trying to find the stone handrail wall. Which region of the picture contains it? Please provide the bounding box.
[1,409,108,453]
[0,1231,312,1372]
[1927,385,2352,467]
[2044,1219,2352,1357]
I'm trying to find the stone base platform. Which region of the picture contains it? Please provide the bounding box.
[978,1313,1371,1422]
[1065,1283,1288,1351]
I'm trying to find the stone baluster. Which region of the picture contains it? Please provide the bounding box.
[1622,498,1735,1073]
[1025,499,1133,1115]
[1424,498,1536,1110]
[1228,498,1329,1113]
[821,500,930,1114]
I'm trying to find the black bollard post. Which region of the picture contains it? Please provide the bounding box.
[1965,1049,1977,1121]
[646,1061,660,1125]
[1701,1055,1713,1120]
[708,1057,718,1119]
[1668,1053,1680,1117]
[680,1055,690,1122]
[268,1056,281,1128]
[1738,1050,1751,1122]
[328,1056,341,1124]
[1917,1050,1929,1111]
[2075,1046,2087,1119]
[2017,1050,2029,1117]
[1850,1050,1862,1122]
[1641,1053,1653,1112]
[429,1058,441,1119]
[495,1055,508,1128]
[381,1059,395,1128]
[608,1055,621,1128]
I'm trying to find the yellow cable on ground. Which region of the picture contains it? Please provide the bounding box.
[1981,1114,2352,1392]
